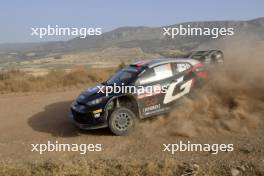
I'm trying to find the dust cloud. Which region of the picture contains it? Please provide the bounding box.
[139,41,264,137]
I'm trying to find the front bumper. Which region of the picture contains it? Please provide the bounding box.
[69,113,108,130]
[69,112,108,130]
[69,102,108,130]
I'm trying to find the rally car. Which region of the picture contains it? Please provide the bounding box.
[187,50,224,64]
[70,57,212,135]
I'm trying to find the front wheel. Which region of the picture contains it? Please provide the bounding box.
[108,107,136,136]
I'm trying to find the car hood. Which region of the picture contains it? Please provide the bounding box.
[77,84,105,103]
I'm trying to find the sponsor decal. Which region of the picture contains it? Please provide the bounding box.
[163,77,193,104]
[144,104,161,113]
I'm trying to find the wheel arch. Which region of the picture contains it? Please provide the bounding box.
[104,94,140,119]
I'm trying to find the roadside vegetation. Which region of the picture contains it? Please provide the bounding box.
[0,67,115,93]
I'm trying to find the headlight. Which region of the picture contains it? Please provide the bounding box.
[86,97,104,106]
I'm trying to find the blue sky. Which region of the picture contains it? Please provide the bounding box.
[0,0,263,43]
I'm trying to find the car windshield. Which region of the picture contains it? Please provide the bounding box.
[106,68,139,85]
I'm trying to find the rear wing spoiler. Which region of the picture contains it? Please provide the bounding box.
[186,50,224,64]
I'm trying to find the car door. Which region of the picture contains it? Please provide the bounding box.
[162,62,193,105]
[135,63,174,118]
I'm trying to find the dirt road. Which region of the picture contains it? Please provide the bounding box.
[0,89,263,170]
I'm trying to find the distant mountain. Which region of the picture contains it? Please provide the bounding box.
[0,17,263,55]
[65,17,264,52]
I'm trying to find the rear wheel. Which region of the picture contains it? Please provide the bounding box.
[108,107,136,136]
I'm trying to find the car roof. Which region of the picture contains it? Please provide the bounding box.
[131,58,200,68]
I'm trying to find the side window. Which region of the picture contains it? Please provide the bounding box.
[172,63,191,74]
[138,63,173,85]
[137,68,155,85]
[172,63,179,74]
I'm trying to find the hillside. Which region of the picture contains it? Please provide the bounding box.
[38,17,264,52]
[0,17,263,74]
[0,17,263,55]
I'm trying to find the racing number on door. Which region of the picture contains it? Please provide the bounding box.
[163,77,192,104]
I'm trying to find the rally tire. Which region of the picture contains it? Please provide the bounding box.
[108,107,136,136]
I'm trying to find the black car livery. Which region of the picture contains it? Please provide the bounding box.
[70,57,210,135]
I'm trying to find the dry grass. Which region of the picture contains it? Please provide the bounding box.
[0,67,115,93]
[0,158,263,176]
